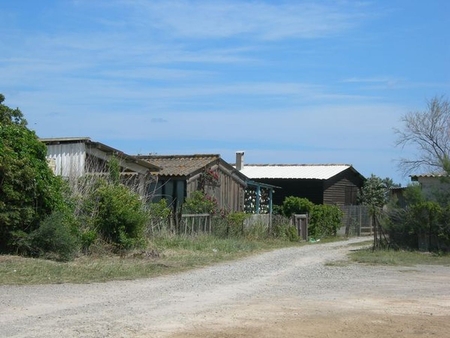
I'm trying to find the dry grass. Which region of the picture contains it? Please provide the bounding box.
[0,236,302,285]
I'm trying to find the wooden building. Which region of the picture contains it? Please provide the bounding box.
[136,154,248,212]
[41,137,159,197]
[237,163,365,207]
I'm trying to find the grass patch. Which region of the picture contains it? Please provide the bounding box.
[324,259,350,267]
[349,248,450,266]
[0,235,301,285]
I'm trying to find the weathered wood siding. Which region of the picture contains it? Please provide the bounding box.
[323,168,364,206]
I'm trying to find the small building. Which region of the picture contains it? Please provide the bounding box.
[41,137,159,197]
[410,173,450,200]
[136,154,248,212]
[236,158,365,207]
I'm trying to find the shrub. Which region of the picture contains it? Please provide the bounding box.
[81,179,148,250]
[183,190,217,214]
[385,186,450,252]
[31,211,80,261]
[147,199,172,235]
[308,204,343,238]
[225,212,248,237]
[281,196,313,218]
[285,225,300,242]
[96,182,147,248]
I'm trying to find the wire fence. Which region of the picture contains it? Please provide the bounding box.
[340,205,373,236]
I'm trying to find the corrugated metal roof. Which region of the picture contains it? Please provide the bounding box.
[137,154,220,177]
[238,164,353,180]
[40,137,160,172]
[410,173,447,179]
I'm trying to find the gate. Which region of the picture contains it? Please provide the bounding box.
[293,214,309,241]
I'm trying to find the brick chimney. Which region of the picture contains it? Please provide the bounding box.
[235,151,244,170]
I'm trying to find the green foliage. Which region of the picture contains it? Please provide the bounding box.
[358,174,387,213]
[281,196,313,217]
[149,199,172,219]
[183,190,217,214]
[358,174,389,249]
[0,94,65,253]
[107,157,121,185]
[31,211,80,261]
[279,196,342,239]
[386,185,450,251]
[284,225,300,242]
[95,181,147,249]
[308,204,343,238]
[225,212,248,237]
[80,230,97,253]
[80,179,148,250]
[147,199,172,234]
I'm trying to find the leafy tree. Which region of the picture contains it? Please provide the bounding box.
[0,94,64,253]
[358,174,387,249]
[395,95,450,175]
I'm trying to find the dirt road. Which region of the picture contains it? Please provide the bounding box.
[1,238,449,337]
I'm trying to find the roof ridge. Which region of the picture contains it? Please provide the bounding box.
[136,154,220,159]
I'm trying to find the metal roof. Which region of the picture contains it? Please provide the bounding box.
[40,137,160,172]
[410,173,447,180]
[238,164,355,180]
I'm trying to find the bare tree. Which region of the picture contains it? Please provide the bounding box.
[395,95,450,175]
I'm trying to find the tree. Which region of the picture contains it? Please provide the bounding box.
[358,175,387,249]
[395,95,450,175]
[0,94,64,252]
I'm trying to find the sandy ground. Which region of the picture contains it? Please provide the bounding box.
[1,238,449,338]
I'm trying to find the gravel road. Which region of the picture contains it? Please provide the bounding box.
[1,237,449,338]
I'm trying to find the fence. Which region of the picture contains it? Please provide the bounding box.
[339,205,372,236]
[179,214,212,234]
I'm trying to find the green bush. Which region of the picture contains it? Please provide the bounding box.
[385,186,450,251]
[183,190,217,214]
[308,204,343,238]
[225,212,248,237]
[147,199,172,234]
[281,196,313,217]
[285,225,300,242]
[31,211,80,261]
[81,179,148,250]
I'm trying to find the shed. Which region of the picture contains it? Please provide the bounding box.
[136,154,248,212]
[237,163,365,206]
[410,173,450,200]
[41,137,159,197]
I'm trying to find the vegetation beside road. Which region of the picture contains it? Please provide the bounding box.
[349,247,450,266]
[0,236,301,285]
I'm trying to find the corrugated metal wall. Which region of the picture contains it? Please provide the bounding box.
[46,143,86,178]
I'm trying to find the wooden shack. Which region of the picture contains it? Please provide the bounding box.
[41,137,159,196]
[137,154,248,212]
[238,164,365,207]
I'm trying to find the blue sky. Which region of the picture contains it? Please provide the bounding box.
[1,0,449,186]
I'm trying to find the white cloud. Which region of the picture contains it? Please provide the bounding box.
[124,0,370,40]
